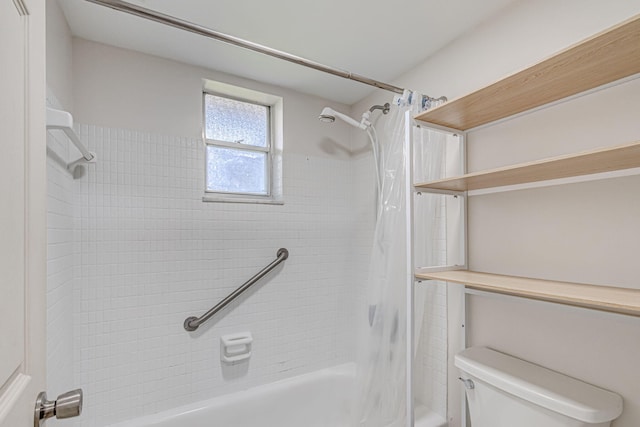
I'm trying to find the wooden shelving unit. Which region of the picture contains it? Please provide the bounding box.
[415,141,640,192]
[415,14,640,131]
[415,270,640,317]
[411,15,640,318]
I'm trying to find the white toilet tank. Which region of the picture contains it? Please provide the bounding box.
[455,347,622,427]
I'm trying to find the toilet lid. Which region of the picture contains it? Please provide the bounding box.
[455,347,623,423]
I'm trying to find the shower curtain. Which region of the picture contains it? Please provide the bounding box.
[354,92,446,427]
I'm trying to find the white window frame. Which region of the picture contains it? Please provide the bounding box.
[202,79,284,204]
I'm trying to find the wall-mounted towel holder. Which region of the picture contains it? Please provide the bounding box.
[46,107,96,174]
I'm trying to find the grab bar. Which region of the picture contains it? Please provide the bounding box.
[184,248,289,331]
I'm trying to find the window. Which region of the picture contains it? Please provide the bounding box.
[202,80,283,203]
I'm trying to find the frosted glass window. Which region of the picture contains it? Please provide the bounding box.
[204,94,269,147]
[206,146,267,195]
[202,84,282,203]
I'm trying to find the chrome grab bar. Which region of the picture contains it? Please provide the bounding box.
[184,248,289,332]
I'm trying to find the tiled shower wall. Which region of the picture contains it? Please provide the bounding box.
[46,91,76,402]
[46,119,448,426]
[71,125,366,426]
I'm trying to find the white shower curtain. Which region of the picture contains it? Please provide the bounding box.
[354,92,446,427]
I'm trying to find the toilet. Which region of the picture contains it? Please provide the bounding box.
[455,347,623,427]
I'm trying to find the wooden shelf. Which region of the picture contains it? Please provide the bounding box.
[414,141,640,191]
[416,270,640,317]
[415,15,640,130]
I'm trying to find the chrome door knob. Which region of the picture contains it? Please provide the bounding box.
[34,389,83,426]
[55,389,83,419]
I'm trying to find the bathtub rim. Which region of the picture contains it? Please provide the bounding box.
[107,362,357,427]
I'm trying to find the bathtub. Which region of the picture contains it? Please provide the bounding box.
[109,364,446,427]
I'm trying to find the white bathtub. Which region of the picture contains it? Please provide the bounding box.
[109,364,446,427]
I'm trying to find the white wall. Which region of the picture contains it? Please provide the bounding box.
[354,1,640,426]
[71,39,355,158]
[68,40,371,426]
[46,0,73,111]
[392,0,640,106]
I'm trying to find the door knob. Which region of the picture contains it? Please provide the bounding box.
[34,389,83,427]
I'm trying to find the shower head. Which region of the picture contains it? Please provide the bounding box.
[318,107,367,130]
[318,107,336,123]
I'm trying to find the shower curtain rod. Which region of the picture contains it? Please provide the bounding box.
[85,0,438,99]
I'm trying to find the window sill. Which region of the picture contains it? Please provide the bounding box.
[202,194,284,205]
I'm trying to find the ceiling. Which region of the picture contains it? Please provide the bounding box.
[58,0,519,105]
